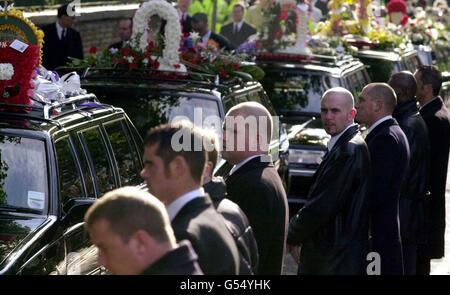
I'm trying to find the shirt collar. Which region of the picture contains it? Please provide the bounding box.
[419,96,439,111]
[201,30,212,43]
[233,20,244,30]
[229,154,263,175]
[367,115,392,135]
[55,21,65,39]
[167,188,204,221]
[327,123,356,152]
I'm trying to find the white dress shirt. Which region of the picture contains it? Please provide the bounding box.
[55,21,66,40]
[200,30,212,44]
[367,115,393,135]
[233,20,244,34]
[229,154,263,176]
[327,123,357,152]
[167,187,205,221]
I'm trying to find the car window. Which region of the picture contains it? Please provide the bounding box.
[263,72,340,113]
[69,133,96,197]
[169,96,223,137]
[79,128,116,196]
[104,120,142,186]
[55,137,84,205]
[0,135,48,212]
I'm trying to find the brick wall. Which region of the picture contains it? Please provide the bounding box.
[26,5,138,57]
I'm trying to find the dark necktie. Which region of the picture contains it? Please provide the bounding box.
[233,24,238,35]
[62,29,66,40]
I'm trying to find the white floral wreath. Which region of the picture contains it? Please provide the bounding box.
[131,0,186,73]
[0,63,14,81]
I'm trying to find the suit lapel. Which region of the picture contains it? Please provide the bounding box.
[365,118,396,144]
[419,96,443,119]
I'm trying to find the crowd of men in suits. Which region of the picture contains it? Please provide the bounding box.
[84,65,449,275]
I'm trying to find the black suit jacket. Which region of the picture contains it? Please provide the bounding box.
[171,194,240,275]
[220,21,257,48]
[287,125,371,275]
[41,23,84,70]
[393,100,430,246]
[173,4,192,33]
[140,240,203,275]
[225,155,288,275]
[419,97,450,258]
[365,118,410,275]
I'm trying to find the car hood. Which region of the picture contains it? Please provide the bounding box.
[285,117,329,148]
[0,213,50,271]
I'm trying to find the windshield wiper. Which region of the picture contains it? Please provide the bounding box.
[0,205,43,214]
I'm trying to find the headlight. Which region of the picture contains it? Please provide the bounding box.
[288,149,326,165]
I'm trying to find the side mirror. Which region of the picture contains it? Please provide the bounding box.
[62,198,97,225]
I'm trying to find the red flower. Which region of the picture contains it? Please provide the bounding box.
[133,55,142,61]
[152,61,160,69]
[148,41,155,50]
[235,63,240,70]
[89,46,97,54]
[91,61,97,66]
[220,69,227,78]
[174,64,181,69]
[280,9,288,21]
[129,62,138,70]
[120,58,126,66]
[121,48,132,57]
[188,58,197,65]
[112,58,119,64]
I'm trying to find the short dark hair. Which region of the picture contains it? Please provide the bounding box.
[416,65,442,96]
[144,121,207,184]
[57,4,70,18]
[192,12,208,25]
[388,71,417,102]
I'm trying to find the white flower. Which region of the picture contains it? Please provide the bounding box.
[143,58,149,64]
[0,42,7,48]
[126,56,134,63]
[0,63,14,81]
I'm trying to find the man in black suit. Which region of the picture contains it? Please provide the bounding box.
[287,88,371,275]
[222,101,288,275]
[140,121,240,275]
[174,0,193,34]
[108,18,132,51]
[191,12,234,51]
[389,72,431,275]
[220,3,257,49]
[85,186,203,275]
[201,129,259,275]
[356,83,410,275]
[414,65,450,275]
[41,4,84,70]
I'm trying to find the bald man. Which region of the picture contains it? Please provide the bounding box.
[223,101,288,275]
[287,88,371,275]
[389,72,430,275]
[356,83,410,275]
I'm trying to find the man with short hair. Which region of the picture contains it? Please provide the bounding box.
[287,87,371,275]
[201,128,259,275]
[140,121,240,275]
[108,18,133,50]
[414,65,450,275]
[41,4,84,70]
[85,186,203,275]
[356,83,410,275]
[220,3,257,48]
[191,12,234,51]
[388,72,431,275]
[223,101,288,275]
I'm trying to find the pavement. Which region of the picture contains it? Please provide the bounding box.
[282,159,450,275]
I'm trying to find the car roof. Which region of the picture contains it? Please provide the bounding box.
[0,94,126,135]
[256,54,366,77]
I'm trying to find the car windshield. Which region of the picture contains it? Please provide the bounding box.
[263,72,341,114]
[0,135,48,213]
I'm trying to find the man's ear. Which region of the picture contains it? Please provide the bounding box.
[349,109,356,120]
[169,155,188,179]
[130,230,153,256]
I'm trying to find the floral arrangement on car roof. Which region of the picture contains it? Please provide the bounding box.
[65,0,264,83]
